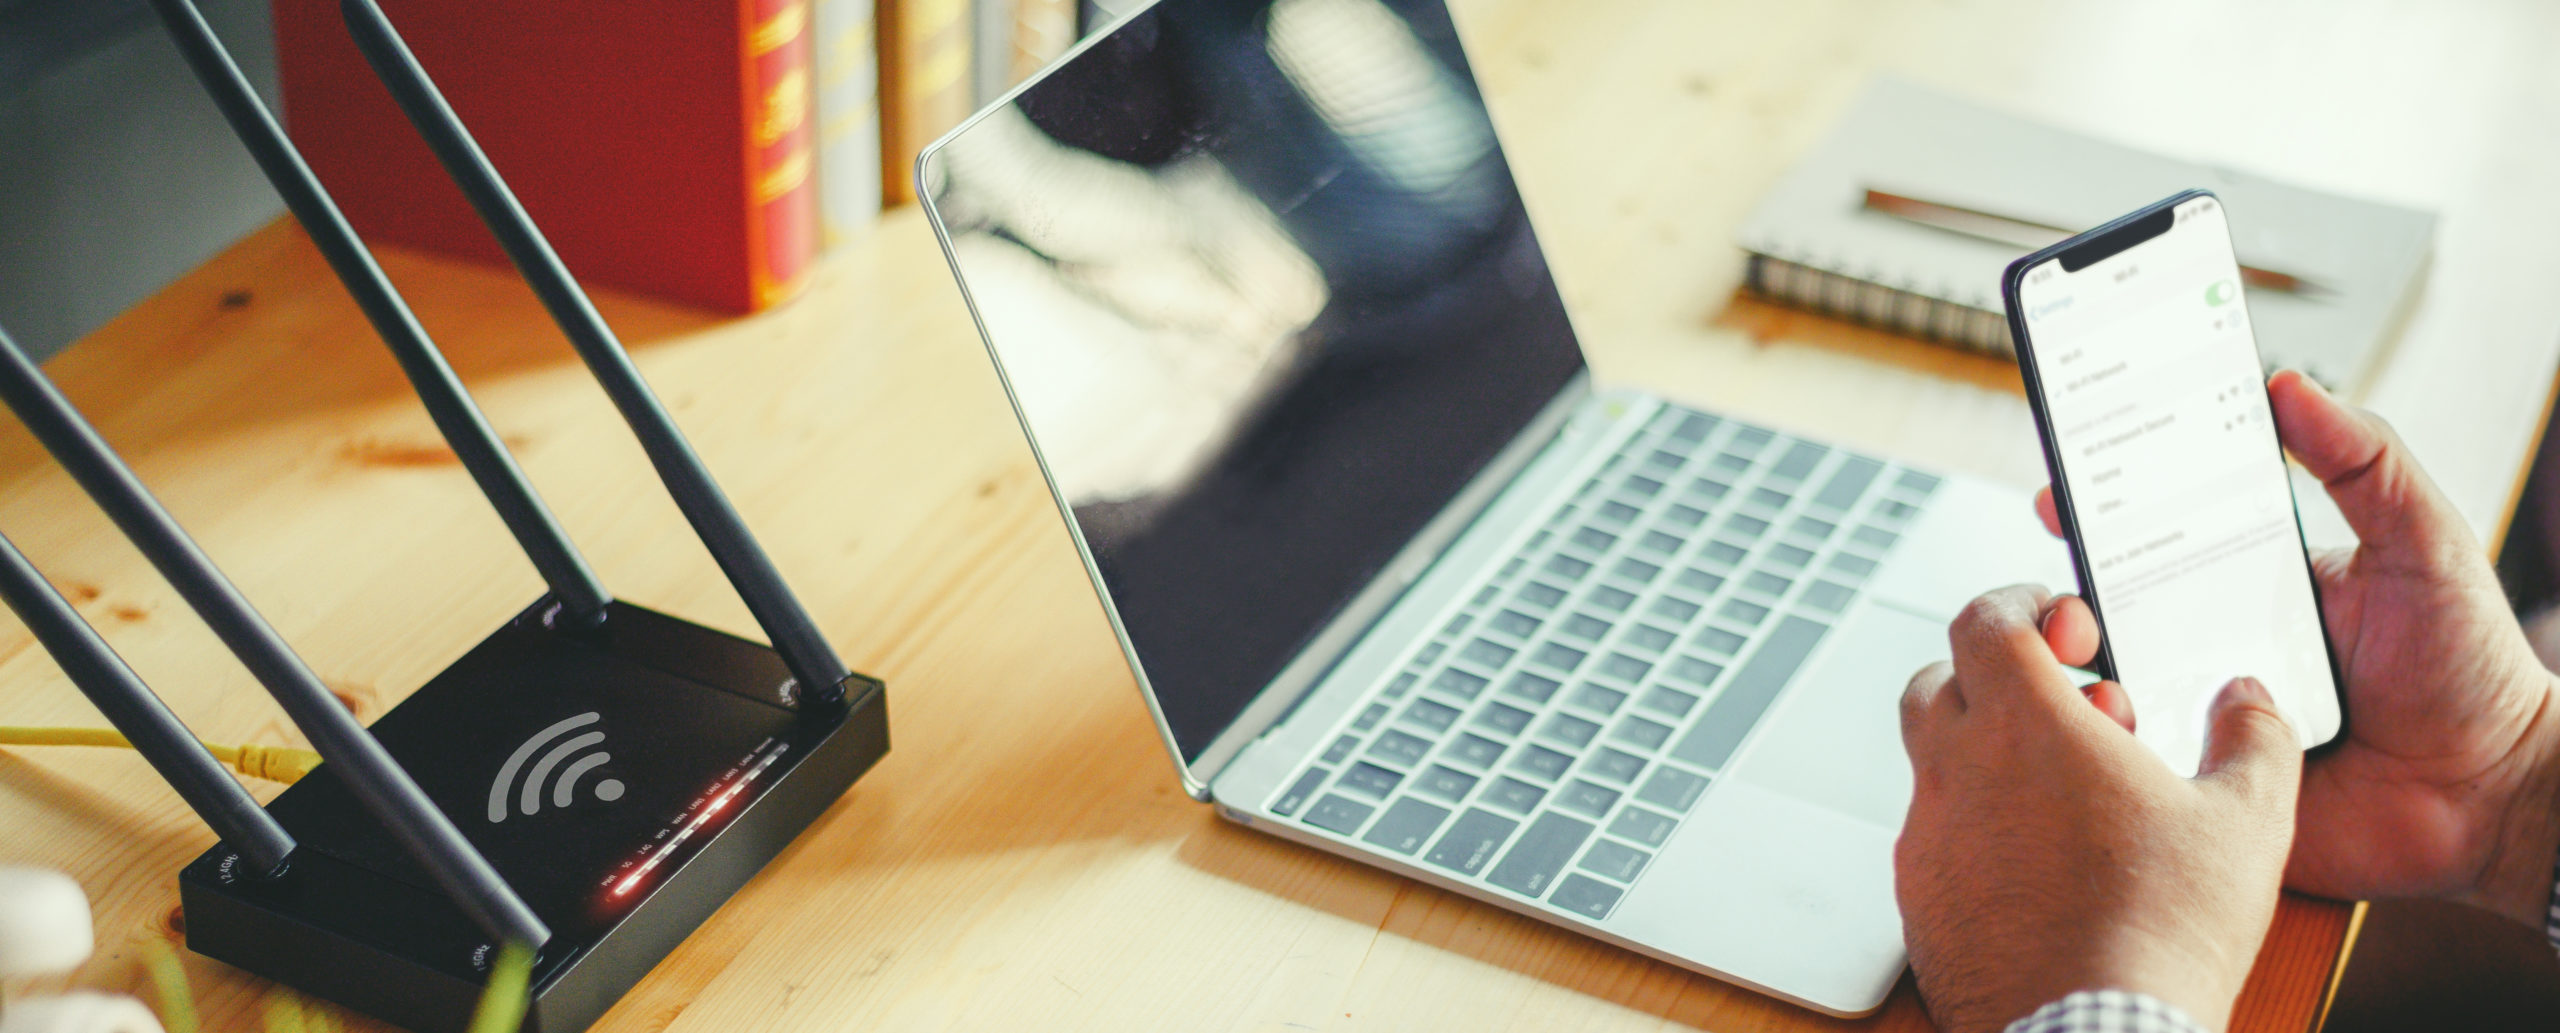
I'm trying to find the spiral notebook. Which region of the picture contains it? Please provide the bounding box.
[1737,77,2436,388]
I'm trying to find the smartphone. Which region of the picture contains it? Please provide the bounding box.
[2001,190,2345,776]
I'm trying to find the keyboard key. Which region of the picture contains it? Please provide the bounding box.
[1580,838,1652,883]
[1662,503,1707,529]
[1488,812,1596,897]
[1635,766,1710,812]
[1476,701,1535,735]
[1724,514,1770,541]
[1711,452,1751,473]
[1638,685,1699,718]
[1694,626,1746,656]
[1767,543,1813,569]
[1609,806,1677,847]
[1700,541,1747,567]
[1612,557,1662,584]
[1897,470,1943,496]
[1851,525,1899,550]
[1665,655,1725,690]
[1731,425,1775,452]
[1617,625,1672,655]
[1743,571,1793,597]
[1426,808,1519,875]
[1686,477,1732,502]
[1488,609,1542,639]
[1612,716,1673,750]
[1815,457,1884,511]
[1791,516,1838,542]
[1636,530,1683,556]
[1499,673,1560,706]
[1555,779,1621,819]
[1647,595,1701,624]
[1568,682,1628,715]
[1482,776,1547,815]
[1674,568,1725,595]
[1591,654,1646,685]
[1643,448,1684,471]
[1273,767,1329,816]
[1416,642,1445,664]
[1876,499,1920,522]
[1517,582,1568,610]
[1549,873,1624,919]
[1544,554,1593,582]
[1415,765,1481,804]
[1828,553,1878,581]
[1570,526,1618,553]
[1719,598,1770,626]
[1772,440,1829,480]
[1429,668,1489,701]
[1472,585,1500,607]
[1443,613,1474,637]
[1512,745,1573,781]
[1595,500,1640,526]
[1459,638,1518,670]
[1802,580,1853,613]
[1403,698,1461,733]
[1322,735,1359,765]
[1306,794,1374,835]
[1623,474,1668,500]
[1369,730,1430,767]
[1541,713,1602,749]
[1446,733,1505,769]
[1748,487,1791,512]
[1532,642,1588,672]
[1587,585,1637,614]
[1383,671,1417,698]
[1584,748,1646,784]
[1670,413,1718,442]
[1558,613,1610,643]
[1670,617,1830,770]
[1339,761,1402,800]
[1352,703,1389,731]
[1362,797,1452,855]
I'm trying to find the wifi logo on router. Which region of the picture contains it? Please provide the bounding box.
[487,712,626,823]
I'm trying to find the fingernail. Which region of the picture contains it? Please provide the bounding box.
[2216,677,2272,712]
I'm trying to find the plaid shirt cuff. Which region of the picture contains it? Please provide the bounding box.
[2005,990,2209,1033]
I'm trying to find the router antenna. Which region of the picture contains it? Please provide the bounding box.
[0,531,298,877]
[142,0,610,629]
[339,0,853,704]
[0,327,549,949]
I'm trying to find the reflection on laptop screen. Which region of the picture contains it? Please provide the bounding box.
[923,0,1584,762]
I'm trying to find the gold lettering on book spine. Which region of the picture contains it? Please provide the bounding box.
[758,66,809,147]
[755,144,812,205]
[750,2,807,54]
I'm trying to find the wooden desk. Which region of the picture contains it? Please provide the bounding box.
[6,1,2559,1030]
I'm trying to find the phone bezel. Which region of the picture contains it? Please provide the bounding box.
[1999,188,2349,758]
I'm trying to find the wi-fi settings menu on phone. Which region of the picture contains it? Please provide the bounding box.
[2019,198,2341,777]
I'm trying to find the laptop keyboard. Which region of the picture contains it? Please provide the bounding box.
[1266,405,1940,921]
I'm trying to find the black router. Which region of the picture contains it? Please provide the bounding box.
[0,2,888,1030]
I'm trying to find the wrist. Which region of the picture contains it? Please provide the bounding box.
[2455,670,2560,930]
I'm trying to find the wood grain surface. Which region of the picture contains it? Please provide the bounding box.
[5,1,2559,1030]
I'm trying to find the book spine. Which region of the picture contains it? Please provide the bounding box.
[878,0,974,205]
[744,0,820,308]
[814,0,884,247]
[1745,254,2014,358]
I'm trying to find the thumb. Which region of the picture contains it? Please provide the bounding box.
[2268,370,2475,563]
[2194,677,2302,811]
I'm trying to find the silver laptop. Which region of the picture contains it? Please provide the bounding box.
[917,0,2069,1015]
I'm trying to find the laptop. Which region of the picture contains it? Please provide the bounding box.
[917,0,2069,1015]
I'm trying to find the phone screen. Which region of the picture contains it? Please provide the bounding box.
[2013,193,2343,776]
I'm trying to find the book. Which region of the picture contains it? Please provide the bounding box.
[1737,77,2436,388]
[877,0,972,205]
[272,0,820,314]
[814,0,884,246]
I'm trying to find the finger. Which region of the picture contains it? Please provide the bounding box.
[2081,679,2136,732]
[1900,660,1959,755]
[2038,594,2100,668]
[2193,677,2303,812]
[1945,585,2075,711]
[2034,487,2062,539]
[2268,370,2477,563]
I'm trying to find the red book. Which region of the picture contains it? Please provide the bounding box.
[273,0,819,313]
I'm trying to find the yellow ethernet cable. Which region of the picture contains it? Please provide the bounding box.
[0,727,321,784]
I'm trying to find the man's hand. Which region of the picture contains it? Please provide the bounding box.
[1898,587,2300,1033]
[2034,371,2560,927]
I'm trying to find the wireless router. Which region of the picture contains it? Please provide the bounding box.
[0,2,889,1030]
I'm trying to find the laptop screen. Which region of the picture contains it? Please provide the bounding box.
[921,0,1585,765]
